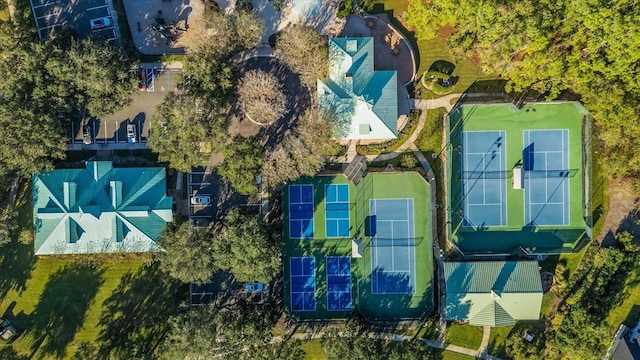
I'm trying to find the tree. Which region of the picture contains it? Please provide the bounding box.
[262,110,338,185]
[231,10,264,50]
[505,329,544,360]
[405,0,640,177]
[615,230,639,253]
[237,70,288,125]
[156,222,217,283]
[160,304,300,360]
[322,328,436,360]
[148,92,227,172]
[276,25,329,87]
[0,22,134,176]
[218,136,264,195]
[213,210,279,283]
[159,306,218,360]
[43,38,135,117]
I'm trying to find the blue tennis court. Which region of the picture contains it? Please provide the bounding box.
[289,184,314,239]
[369,199,415,294]
[461,130,507,227]
[325,184,350,238]
[326,256,352,311]
[290,257,316,311]
[523,129,570,226]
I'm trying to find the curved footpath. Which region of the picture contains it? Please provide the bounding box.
[271,328,501,359]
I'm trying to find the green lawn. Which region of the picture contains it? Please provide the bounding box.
[606,253,640,328]
[0,182,174,359]
[442,351,477,360]
[301,339,326,359]
[415,107,446,248]
[487,325,513,358]
[444,323,482,350]
[359,0,491,99]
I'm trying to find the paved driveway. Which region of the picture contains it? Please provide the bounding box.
[69,62,183,150]
[30,0,119,41]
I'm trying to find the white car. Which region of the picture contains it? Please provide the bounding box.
[191,196,211,205]
[90,17,112,31]
[127,124,137,143]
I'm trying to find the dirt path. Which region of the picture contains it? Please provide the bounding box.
[597,179,640,247]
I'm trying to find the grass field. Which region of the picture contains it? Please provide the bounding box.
[444,323,482,350]
[486,325,512,358]
[0,182,175,359]
[359,0,490,99]
[283,173,433,320]
[448,102,590,254]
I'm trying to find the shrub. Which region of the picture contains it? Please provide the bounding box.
[337,0,352,18]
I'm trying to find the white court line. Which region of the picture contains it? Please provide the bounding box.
[86,4,108,11]
[38,23,61,31]
[36,12,60,20]
[33,2,55,9]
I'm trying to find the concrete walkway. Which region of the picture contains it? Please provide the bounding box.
[273,330,502,359]
[478,326,491,358]
[365,94,459,163]
[230,45,276,64]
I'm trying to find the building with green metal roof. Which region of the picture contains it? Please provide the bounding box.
[444,261,543,327]
[317,37,399,141]
[32,161,173,255]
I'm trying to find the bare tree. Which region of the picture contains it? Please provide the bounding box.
[237,70,288,125]
[276,25,329,87]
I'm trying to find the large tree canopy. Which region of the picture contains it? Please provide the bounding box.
[276,25,329,87]
[159,305,302,360]
[148,92,227,172]
[156,222,216,284]
[262,109,338,185]
[406,0,640,176]
[218,136,264,195]
[182,10,263,105]
[213,210,279,283]
[0,20,134,175]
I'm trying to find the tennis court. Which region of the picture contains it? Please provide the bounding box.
[325,184,350,238]
[461,130,507,227]
[289,184,314,239]
[326,256,352,311]
[290,257,316,311]
[523,129,570,226]
[369,198,416,294]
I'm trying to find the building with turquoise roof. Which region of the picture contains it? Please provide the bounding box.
[317,37,399,141]
[32,161,173,255]
[444,261,543,327]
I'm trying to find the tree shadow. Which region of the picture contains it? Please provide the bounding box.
[428,60,455,75]
[0,180,36,302]
[97,264,177,359]
[29,263,105,359]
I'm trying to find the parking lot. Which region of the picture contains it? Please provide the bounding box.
[30,0,118,41]
[70,63,184,148]
[188,168,216,219]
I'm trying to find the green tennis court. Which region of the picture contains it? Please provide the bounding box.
[447,102,592,254]
[282,172,434,320]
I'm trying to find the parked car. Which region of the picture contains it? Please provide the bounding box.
[0,325,15,341]
[90,17,112,31]
[0,319,15,341]
[244,283,264,292]
[127,124,137,143]
[82,124,92,144]
[191,196,211,205]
